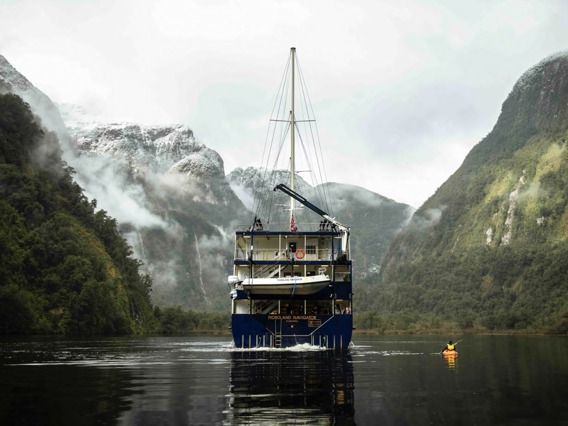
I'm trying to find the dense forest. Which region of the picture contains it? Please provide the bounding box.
[0,94,159,334]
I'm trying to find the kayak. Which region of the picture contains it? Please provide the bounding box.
[442,349,458,357]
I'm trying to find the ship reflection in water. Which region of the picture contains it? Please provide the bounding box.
[227,348,354,424]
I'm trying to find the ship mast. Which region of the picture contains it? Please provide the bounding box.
[289,47,297,231]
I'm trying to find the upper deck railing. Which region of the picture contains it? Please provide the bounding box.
[235,221,343,233]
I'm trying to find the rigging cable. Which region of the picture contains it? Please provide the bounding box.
[255,53,292,221]
[296,56,333,216]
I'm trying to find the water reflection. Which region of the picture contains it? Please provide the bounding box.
[227,349,354,424]
[0,339,141,426]
[442,352,458,370]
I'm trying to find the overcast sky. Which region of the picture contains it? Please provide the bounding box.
[2,0,568,207]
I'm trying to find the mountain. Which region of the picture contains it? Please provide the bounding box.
[64,112,225,179]
[61,111,248,310]
[379,51,568,333]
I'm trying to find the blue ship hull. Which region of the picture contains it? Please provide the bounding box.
[232,313,353,349]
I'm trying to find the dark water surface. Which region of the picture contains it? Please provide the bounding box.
[1,335,567,425]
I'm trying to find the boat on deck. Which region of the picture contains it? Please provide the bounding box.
[229,48,353,349]
[232,272,331,296]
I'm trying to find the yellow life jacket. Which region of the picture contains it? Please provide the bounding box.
[446,343,455,350]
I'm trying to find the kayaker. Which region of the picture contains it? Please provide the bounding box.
[442,340,457,353]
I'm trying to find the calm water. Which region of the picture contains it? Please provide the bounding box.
[1,335,567,425]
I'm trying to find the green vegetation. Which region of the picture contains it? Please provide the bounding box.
[0,94,157,335]
[154,306,230,334]
[355,243,568,334]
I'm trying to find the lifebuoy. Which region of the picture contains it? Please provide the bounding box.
[295,249,305,259]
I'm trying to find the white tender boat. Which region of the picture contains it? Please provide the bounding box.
[234,274,331,295]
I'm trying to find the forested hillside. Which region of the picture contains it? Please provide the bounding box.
[375,52,568,334]
[0,94,157,334]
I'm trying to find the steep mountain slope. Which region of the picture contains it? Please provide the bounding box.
[380,51,568,332]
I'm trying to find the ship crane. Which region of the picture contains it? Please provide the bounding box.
[273,183,350,259]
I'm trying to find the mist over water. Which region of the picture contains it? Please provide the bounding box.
[1,335,567,425]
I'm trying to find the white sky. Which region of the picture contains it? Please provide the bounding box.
[2,0,568,207]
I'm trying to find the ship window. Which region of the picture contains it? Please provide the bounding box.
[306,245,316,254]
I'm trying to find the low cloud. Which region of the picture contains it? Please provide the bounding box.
[73,153,167,229]
[409,206,445,231]
[229,181,255,211]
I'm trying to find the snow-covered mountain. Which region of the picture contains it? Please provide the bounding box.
[59,107,246,309]
[64,112,225,179]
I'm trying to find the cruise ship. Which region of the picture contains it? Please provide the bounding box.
[229,48,353,349]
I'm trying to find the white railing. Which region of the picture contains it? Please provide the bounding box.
[236,222,334,232]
